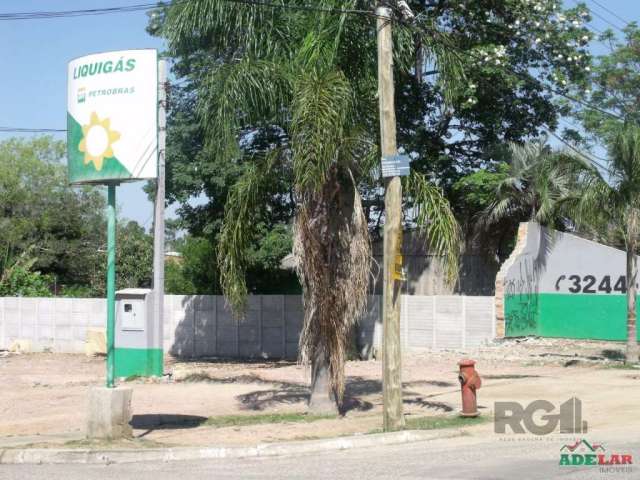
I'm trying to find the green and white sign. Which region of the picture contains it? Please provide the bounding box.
[67,49,158,184]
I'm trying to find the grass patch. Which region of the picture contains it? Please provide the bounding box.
[369,414,491,434]
[62,437,167,449]
[405,414,490,430]
[7,437,167,450]
[205,412,334,428]
[601,362,640,370]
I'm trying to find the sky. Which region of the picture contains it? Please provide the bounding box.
[0,0,166,227]
[0,0,638,226]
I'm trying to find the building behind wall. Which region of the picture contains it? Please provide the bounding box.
[495,222,640,341]
[370,230,499,296]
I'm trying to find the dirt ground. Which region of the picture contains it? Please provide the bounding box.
[1,338,638,447]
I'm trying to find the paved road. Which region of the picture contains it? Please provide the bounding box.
[3,432,638,480]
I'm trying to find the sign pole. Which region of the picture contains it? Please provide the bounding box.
[68,49,159,438]
[152,59,167,368]
[106,182,117,388]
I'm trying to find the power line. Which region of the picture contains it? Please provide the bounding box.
[565,1,621,54]
[0,2,157,20]
[0,2,627,132]
[544,126,609,173]
[589,0,631,28]
[0,127,66,133]
[0,0,374,21]
[578,0,626,32]
[422,27,624,122]
[557,117,610,164]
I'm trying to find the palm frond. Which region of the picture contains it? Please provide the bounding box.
[610,123,640,197]
[402,20,466,105]
[165,0,286,58]
[217,151,281,314]
[198,59,291,163]
[294,2,354,71]
[290,70,355,192]
[405,172,461,284]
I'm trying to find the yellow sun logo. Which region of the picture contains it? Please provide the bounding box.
[78,112,120,171]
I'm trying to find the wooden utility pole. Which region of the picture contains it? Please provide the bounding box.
[377,5,405,431]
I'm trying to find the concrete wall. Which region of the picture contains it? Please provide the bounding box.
[0,296,106,353]
[0,294,495,357]
[496,222,640,341]
[370,232,499,296]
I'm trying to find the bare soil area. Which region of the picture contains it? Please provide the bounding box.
[1,338,638,447]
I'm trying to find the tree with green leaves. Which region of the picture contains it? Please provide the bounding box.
[572,22,640,145]
[0,251,53,297]
[164,236,215,295]
[162,0,461,412]
[570,124,640,364]
[151,0,595,287]
[480,140,578,232]
[451,162,512,260]
[86,220,154,296]
[0,136,105,295]
[392,0,593,190]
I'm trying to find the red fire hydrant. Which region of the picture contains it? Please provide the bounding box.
[458,359,481,417]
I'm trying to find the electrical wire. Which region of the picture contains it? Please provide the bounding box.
[415,24,625,122]
[0,127,66,132]
[544,126,609,173]
[589,0,631,28]
[557,117,610,163]
[568,1,623,54]
[575,0,626,33]
[0,1,628,132]
[0,0,375,21]
[0,2,158,20]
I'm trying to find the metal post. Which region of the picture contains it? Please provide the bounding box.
[153,60,167,365]
[106,183,117,388]
[377,5,404,431]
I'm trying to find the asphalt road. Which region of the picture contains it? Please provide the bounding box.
[2,433,638,480]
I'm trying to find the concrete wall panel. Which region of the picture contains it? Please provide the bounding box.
[0,294,495,356]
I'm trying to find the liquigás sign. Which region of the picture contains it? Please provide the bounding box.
[67,49,158,184]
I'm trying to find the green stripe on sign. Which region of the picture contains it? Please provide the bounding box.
[114,348,163,378]
[67,113,131,184]
[505,293,640,341]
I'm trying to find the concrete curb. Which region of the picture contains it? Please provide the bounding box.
[0,429,462,465]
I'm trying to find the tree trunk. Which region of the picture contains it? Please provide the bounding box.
[626,212,639,364]
[308,347,338,414]
[295,168,370,415]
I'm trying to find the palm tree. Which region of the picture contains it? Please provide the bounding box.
[572,124,640,364]
[164,0,461,412]
[481,139,577,230]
